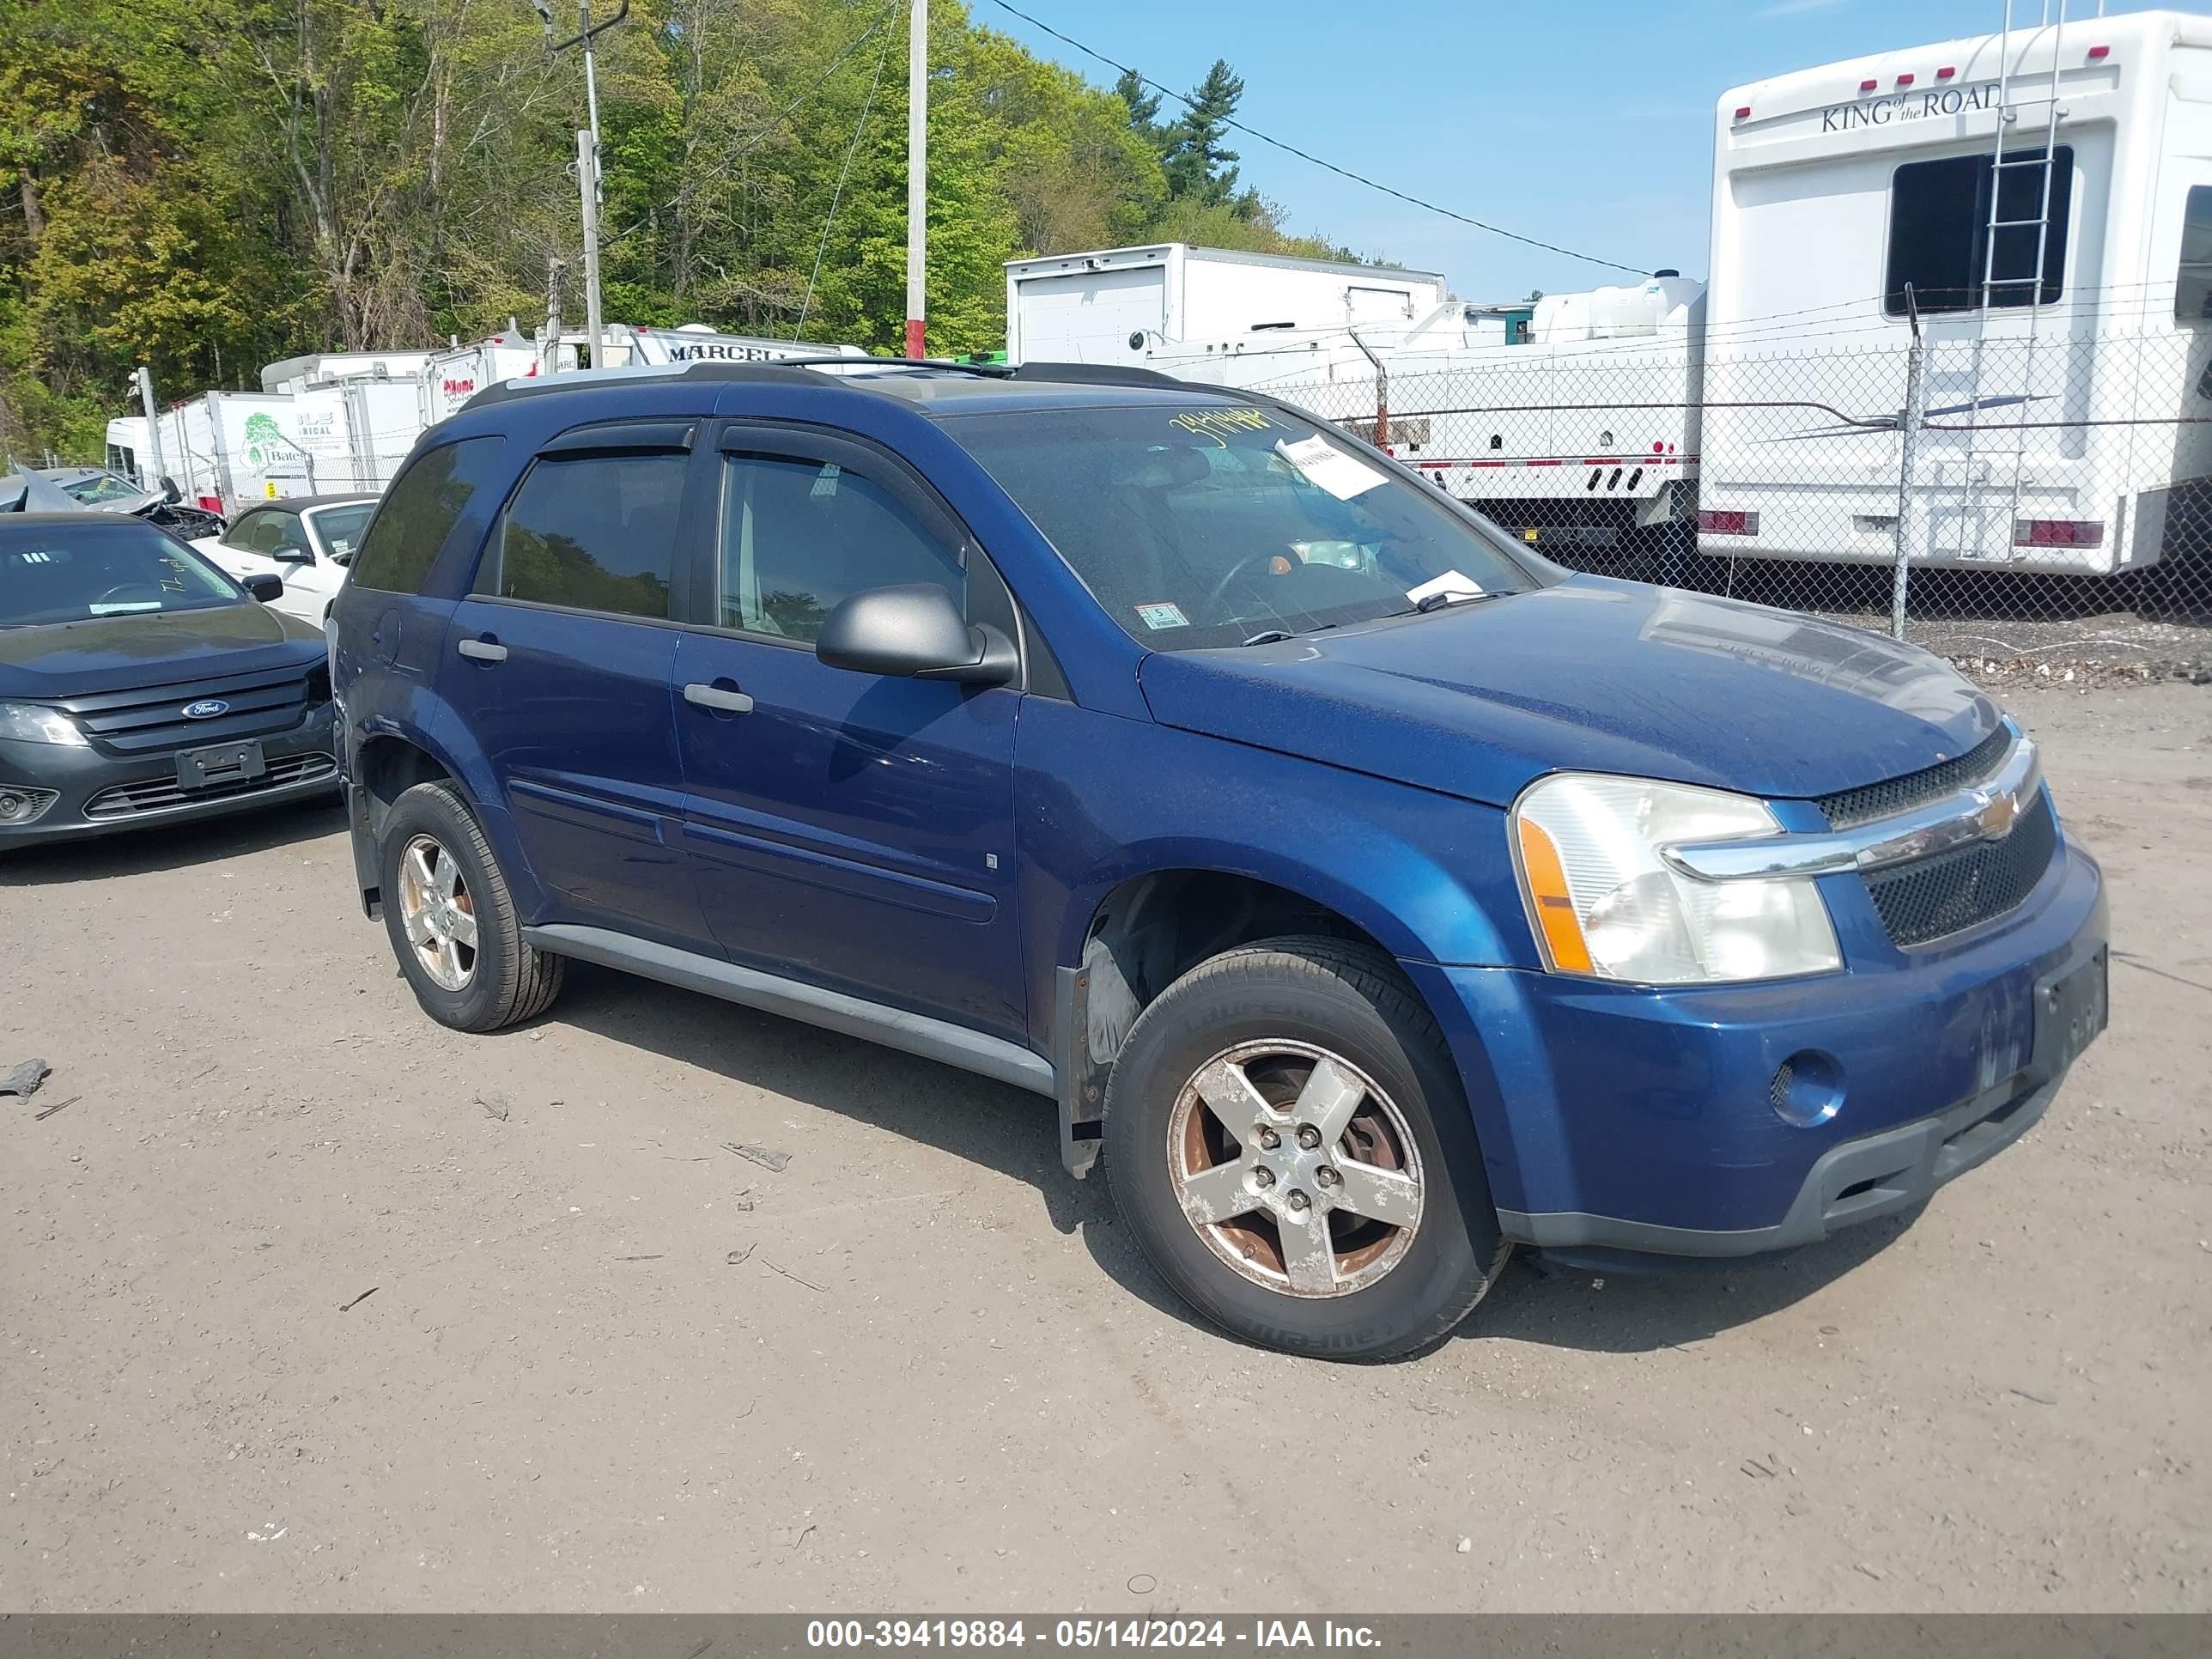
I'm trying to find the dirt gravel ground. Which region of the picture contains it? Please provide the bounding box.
[2,684,2207,1614]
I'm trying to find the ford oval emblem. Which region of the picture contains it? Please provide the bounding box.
[182,699,230,720]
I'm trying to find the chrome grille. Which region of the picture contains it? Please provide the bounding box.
[1860,789,2058,948]
[82,752,337,820]
[1816,725,2013,830]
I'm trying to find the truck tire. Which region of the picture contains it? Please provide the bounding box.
[378,780,563,1033]
[1102,936,1510,1360]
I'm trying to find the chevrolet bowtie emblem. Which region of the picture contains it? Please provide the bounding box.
[1973,785,2020,840]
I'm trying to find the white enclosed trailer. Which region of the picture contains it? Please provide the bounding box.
[1006,244,1449,365]
[1698,8,2212,575]
[106,390,353,512]
[598,324,868,368]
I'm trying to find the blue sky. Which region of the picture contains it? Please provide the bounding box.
[975,0,2196,298]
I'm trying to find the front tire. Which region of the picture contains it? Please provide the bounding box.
[1103,937,1509,1360]
[378,781,562,1032]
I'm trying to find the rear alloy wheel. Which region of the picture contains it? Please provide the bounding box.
[1104,936,1509,1360]
[396,833,478,992]
[377,780,562,1033]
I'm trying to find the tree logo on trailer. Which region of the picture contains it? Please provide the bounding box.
[244,413,285,468]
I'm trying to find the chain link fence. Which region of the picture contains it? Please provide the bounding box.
[1259,321,2212,682]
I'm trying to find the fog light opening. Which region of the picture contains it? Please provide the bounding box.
[1771,1051,1843,1127]
[0,787,59,826]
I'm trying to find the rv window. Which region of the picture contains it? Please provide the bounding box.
[1884,148,2072,315]
[2176,186,2212,322]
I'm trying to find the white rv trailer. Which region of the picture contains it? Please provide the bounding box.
[1698,7,2212,577]
[1006,247,1705,554]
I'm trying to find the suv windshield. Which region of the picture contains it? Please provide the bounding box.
[951,401,1540,649]
[0,520,245,629]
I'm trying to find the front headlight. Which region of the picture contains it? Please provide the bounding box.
[1512,773,1840,984]
[0,701,88,747]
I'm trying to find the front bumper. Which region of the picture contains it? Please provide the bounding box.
[0,702,339,847]
[1407,836,2107,1260]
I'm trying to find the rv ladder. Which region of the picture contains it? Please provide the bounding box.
[1955,0,2076,559]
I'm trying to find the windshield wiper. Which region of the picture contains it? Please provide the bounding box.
[1388,589,1501,619]
[1239,629,1297,647]
[1412,589,1495,614]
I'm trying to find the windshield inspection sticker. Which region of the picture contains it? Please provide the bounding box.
[1407,570,1486,605]
[1274,434,1387,501]
[1134,601,1190,631]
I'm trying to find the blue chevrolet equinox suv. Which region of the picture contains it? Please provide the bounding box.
[330,358,2108,1359]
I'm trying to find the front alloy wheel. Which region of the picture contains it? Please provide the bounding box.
[1170,1040,1423,1297]
[1103,937,1508,1360]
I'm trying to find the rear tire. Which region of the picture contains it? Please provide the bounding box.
[378,780,562,1032]
[1103,936,1509,1360]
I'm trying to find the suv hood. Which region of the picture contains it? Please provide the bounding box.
[1137,578,2001,806]
[0,604,325,700]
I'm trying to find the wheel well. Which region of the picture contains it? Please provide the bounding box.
[1058,871,1398,1171]
[355,737,453,843]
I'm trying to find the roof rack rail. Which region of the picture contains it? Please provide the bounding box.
[1004,361,1190,389]
[459,353,1218,414]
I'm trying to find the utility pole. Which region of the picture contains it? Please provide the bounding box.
[905,0,928,359]
[540,1,628,369]
[577,129,605,368]
[543,256,567,376]
[134,365,167,489]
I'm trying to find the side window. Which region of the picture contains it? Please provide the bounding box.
[349,436,507,594]
[2178,185,2212,322]
[1885,147,2073,315]
[717,452,963,642]
[264,512,306,554]
[476,450,687,621]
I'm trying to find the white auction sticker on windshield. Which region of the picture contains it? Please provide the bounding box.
[1134,600,1189,630]
[1406,570,1485,605]
[1274,434,1387,501]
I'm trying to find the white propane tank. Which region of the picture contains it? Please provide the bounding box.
[1531,273,1704,343]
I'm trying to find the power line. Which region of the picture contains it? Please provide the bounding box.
[980,0,1647,277]
[796,12,899,339]
[602,0,906,252]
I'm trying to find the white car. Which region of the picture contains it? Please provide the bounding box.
[192,495,380,630]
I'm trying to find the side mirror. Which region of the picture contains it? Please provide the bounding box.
[271,543,313,564]
[241,573,284,603]
[816,583,1018,686]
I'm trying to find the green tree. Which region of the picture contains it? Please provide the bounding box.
[1160,58,1248,214]
[1114,68,1163,143]
[0,0,1361,455]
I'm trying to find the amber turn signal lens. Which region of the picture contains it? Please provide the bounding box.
[1516,815,1595,975]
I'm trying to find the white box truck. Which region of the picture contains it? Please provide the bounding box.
[1005,244,1449,365]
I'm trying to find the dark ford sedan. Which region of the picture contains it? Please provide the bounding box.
[0,514,338,845]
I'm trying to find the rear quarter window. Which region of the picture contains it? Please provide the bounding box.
[347,437,507,593]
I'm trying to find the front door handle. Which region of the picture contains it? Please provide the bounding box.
[457,637,507,663]
[684,681,754,714]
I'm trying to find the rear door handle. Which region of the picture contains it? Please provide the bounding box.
[684,682,754,714]
[457,637,507,663]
